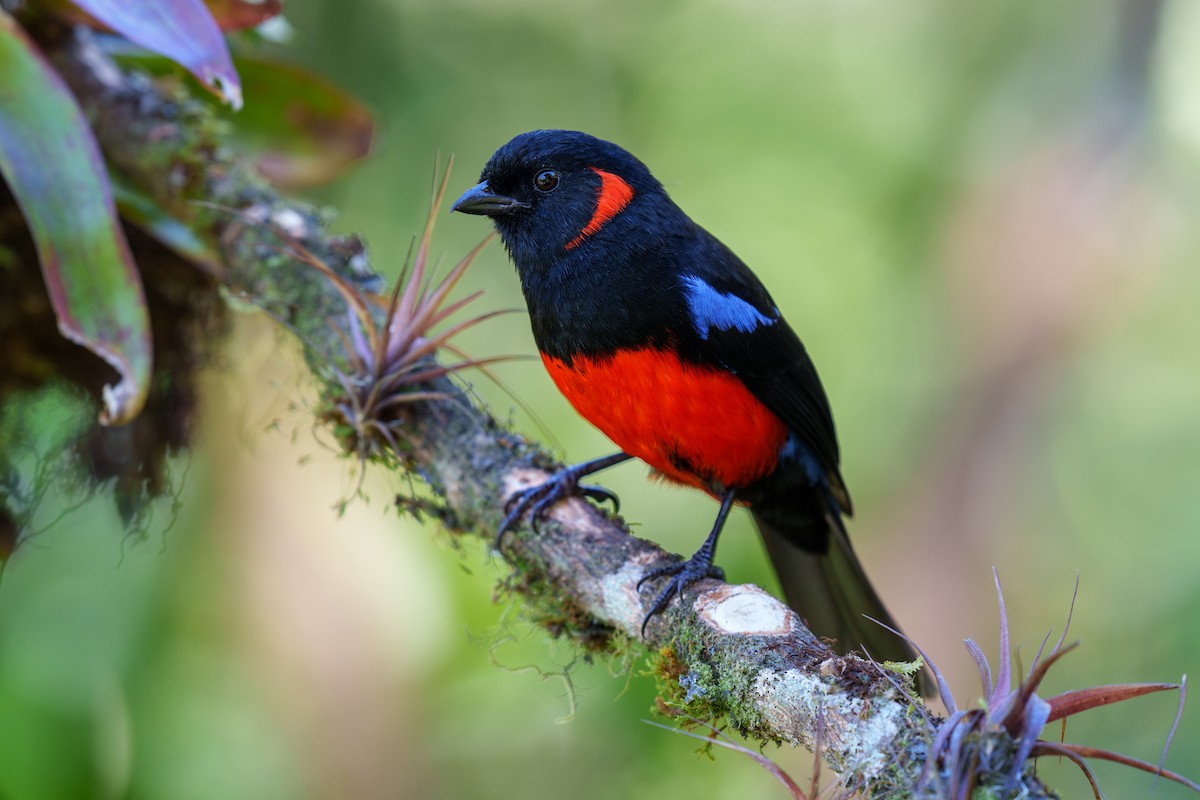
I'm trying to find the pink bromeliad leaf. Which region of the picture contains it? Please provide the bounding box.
[69,0,242,108]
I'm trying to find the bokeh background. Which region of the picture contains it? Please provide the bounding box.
[3,0,1200,797]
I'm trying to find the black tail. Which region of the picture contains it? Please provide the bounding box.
[753,508,921,673]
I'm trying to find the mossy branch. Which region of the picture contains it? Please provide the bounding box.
[43,27,1064,799]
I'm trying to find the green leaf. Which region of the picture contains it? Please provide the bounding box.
[110,173,224,274]
[0,9,152,425]
[69,0,243,108]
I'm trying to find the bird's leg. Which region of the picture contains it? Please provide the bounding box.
[637,489,737,637]
[496,452,632,548]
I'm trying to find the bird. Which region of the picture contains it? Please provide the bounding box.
[452,129,916,667]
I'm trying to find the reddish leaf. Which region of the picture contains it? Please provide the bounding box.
[999,641,1078,733]
[1040,742,1200,794]
[69,0,242,108]
[0,10,151,424]
[1031,742,1105,800]
[203,0,284,31]
[231,56,373,187]
[1046,683,1179,724]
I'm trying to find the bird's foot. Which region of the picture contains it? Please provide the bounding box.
[496,463,621,549]
[636,555,725,637]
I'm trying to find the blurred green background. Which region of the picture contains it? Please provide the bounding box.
[3,0,1200,797]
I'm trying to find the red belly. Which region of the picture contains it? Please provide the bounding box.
[542,348,787,490]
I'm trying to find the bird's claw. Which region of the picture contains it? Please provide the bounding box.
[636,557,725,638]
[495,470,621,551]
[575,483,621,513]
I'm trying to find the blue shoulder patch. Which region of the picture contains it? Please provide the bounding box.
[682,275,777,340]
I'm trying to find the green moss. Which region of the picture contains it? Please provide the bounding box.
[663,613,776,739]
[646,645,721,726]
[644,614,783,738]
[491,532,617,656]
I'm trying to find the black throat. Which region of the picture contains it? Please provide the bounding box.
[503,194,694,363]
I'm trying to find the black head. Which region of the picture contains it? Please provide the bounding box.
[452,130,666,272]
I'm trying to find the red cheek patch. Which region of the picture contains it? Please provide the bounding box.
[565,167,635,250]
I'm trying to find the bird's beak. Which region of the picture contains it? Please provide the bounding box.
[451,181,529,216]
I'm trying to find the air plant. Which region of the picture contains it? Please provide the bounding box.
[874,570,1197,799]
[289,158,512,467]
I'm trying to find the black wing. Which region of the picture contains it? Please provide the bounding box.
[672,229,852,512]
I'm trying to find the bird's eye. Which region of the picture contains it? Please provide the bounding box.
[533,170,560,193]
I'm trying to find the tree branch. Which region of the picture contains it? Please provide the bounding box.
[45,27,1062,798]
